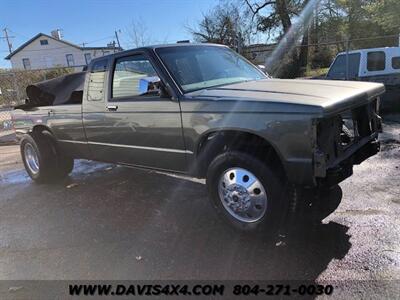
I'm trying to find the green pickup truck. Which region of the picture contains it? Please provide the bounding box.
[12,43,384,232]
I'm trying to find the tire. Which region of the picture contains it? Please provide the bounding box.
[206,151,287,233]
[20,132,73,183]
[57,153,74,176]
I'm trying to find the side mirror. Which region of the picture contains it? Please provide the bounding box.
[257,64,271,77]
[139,76,161,95]
[257,64,268,73]
[257,64,266,71]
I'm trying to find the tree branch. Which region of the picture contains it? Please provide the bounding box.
[245,0,276,21]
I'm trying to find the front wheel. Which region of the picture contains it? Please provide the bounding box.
[206,151,287,233]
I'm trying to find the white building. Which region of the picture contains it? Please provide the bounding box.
[242,43,277,65]
[5,32,122,70]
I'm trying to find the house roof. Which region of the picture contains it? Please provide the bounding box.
[5,33,122,59]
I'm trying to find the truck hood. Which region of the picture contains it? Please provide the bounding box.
[186,79,385,116]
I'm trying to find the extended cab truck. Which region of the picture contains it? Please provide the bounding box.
[326,47,400,111]
[12,44,384,233]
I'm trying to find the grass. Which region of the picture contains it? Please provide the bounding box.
[303,67,329,78]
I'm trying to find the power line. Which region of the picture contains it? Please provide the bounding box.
[5,27,115,47]
[79,35,115,45]
[1,34,118,54]
[6,28,30,40]
[3,44,106,52]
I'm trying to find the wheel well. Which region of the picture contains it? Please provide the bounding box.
[31,125,53,136]
[30,125,59,155]
[195,130,285,179]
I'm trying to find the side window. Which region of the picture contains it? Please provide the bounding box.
[392,57,400,69]
[367,51,386,71]
[22,58,31,70]
[66,54,75,67]
[84,53,92,65]
[327,53,360,79]
[87,59,108,101]
[112,54,159,99]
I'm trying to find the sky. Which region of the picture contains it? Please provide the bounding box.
[0,0,219,68]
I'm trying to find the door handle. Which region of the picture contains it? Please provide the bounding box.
[106,105,118,111]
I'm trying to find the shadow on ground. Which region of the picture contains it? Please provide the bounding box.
[0,160,351,297]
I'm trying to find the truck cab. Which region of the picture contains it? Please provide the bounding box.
[326,47,400,110]
[327,47,400,80]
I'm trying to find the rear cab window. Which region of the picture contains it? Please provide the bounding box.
[392,57,400,69]
[367,51,386,71]
[87,59,108,101]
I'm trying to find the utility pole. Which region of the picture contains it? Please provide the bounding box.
[345,38,350,80]
[2,28,14,53]
[115,30,121,50]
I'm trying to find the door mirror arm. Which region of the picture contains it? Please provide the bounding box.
[159,81,171,98]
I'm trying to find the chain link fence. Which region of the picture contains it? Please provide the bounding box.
[0,66,85,144]
[243,34,400,78]
[0,66,82,108]
[0,108,15,144]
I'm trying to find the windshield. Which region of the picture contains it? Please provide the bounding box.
[156,45,266,93]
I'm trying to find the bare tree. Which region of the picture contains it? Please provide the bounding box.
[244,0,306,36]
[245,0,315,77]
[126,18,152,48]
[187,2,252,52]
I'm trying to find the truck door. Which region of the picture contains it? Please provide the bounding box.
[83,52,187,172]
[327,53,361,80]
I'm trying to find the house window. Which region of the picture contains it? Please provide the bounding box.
[84,53,92,64]
[40,39,48,45]
[22,58,31,70]
[392,57,400,69]
[66,54,75,67]
[367,51,386,71]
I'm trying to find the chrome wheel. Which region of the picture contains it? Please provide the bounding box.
[24,143,40,174]
[218,167,267,223]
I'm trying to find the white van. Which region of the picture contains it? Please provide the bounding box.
[326,47,400,111]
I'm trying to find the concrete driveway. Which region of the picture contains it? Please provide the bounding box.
[0,120,399,298]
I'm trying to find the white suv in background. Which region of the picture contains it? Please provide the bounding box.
[327,47,400,111]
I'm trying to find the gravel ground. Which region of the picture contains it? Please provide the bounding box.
[0,119,399,299]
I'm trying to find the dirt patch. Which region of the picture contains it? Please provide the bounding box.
[336,209,387,216]
[391,198,400,205]
[381,139,400,148]
[379,139,400,160]
[0,145,22,173]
